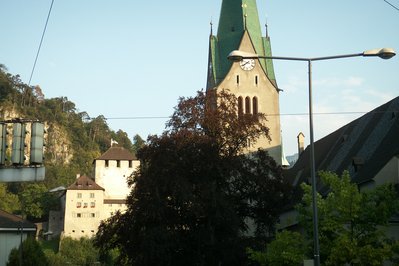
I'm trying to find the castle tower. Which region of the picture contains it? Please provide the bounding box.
[207,0,283,164]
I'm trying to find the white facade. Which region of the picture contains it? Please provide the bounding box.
[63,186,104,239]
[94,158,139,200]
[62,146,139,239]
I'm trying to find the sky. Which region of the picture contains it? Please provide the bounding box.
[1,0,398,156]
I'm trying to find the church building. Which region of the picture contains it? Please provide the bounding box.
[207,0,285,164]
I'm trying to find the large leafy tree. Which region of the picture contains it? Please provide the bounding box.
[298,171,399,265]
[95,90,292,265]
[255,171,399,265]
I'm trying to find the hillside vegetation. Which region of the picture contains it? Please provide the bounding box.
[0,64,143,221]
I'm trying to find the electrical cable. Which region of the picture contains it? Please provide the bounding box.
[383,0,399,11]
[28,0,55,86]
[99,110,395,121]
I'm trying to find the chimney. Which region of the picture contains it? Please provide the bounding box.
[297,132,305,155]
[76,173,81,179]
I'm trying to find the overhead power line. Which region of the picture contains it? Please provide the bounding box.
[99,110,395,121]
[383,0,399,11]
[28,0,55,86]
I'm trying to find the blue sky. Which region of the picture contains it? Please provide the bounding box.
[1,0,398,156]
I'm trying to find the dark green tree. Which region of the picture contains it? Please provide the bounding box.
[58,237,100,265]
[19,183,59,221]
[7,237,49,266]
[0,184,21,213]
[112,129,135,153]
[95,90,292,265]
[132,134,145,155]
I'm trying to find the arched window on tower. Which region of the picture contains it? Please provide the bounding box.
[245,96,251,114]
[238,96,243,116]
[252,97,258,115]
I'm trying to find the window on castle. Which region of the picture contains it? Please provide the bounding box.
[117,160,121,167]
[84,203,88,208]
[77,193,82,199]
[252,97,258,115]
[90,193,95,198]
[76,202,81,208]
[238,97,243,116]
[77,213,81,218]
[255,75,259,85]
[91,202,95,208]
[236,75,240,85]
[91,213,95,218]
[129,160,132,168]
[245,97,251,114]
[105,160,109,167]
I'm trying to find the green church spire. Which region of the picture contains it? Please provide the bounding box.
[207,0,276,89]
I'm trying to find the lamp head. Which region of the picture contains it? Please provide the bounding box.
[227,50,259,62]
[363,48,396,59]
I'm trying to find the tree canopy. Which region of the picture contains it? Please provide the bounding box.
[251,171,399,265]
[95,90,292,265]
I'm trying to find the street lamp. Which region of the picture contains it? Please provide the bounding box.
[228,48,396,266]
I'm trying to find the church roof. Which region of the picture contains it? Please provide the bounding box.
[67,175,105,191]
[96,146,137,161]
[0,209,36,231]
[207,0,276,87]
[284,96,399,195]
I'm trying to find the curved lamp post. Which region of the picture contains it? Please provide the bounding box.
[228,48,396,266]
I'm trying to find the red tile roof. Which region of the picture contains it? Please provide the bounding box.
[96,146,136,161]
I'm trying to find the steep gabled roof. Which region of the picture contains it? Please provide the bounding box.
[67,175,105,191]
[207,0,276,88]
[96,146,136,161]
[284,96,399,194]
[0,210,36,231]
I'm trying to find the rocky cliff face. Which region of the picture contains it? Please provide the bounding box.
[45,123,73,165]
[0,104,73,165]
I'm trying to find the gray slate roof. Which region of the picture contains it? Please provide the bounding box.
[0,210,36,231]
[284,96,399,194]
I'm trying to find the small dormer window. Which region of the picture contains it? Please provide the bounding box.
[352,157,364,172]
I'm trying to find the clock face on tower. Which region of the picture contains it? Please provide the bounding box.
[239,58,255,71]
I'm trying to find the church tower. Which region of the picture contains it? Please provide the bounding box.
[207,0,283,164]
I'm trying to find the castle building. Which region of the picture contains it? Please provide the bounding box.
[60,146,139,239]
[207,0,284,164]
